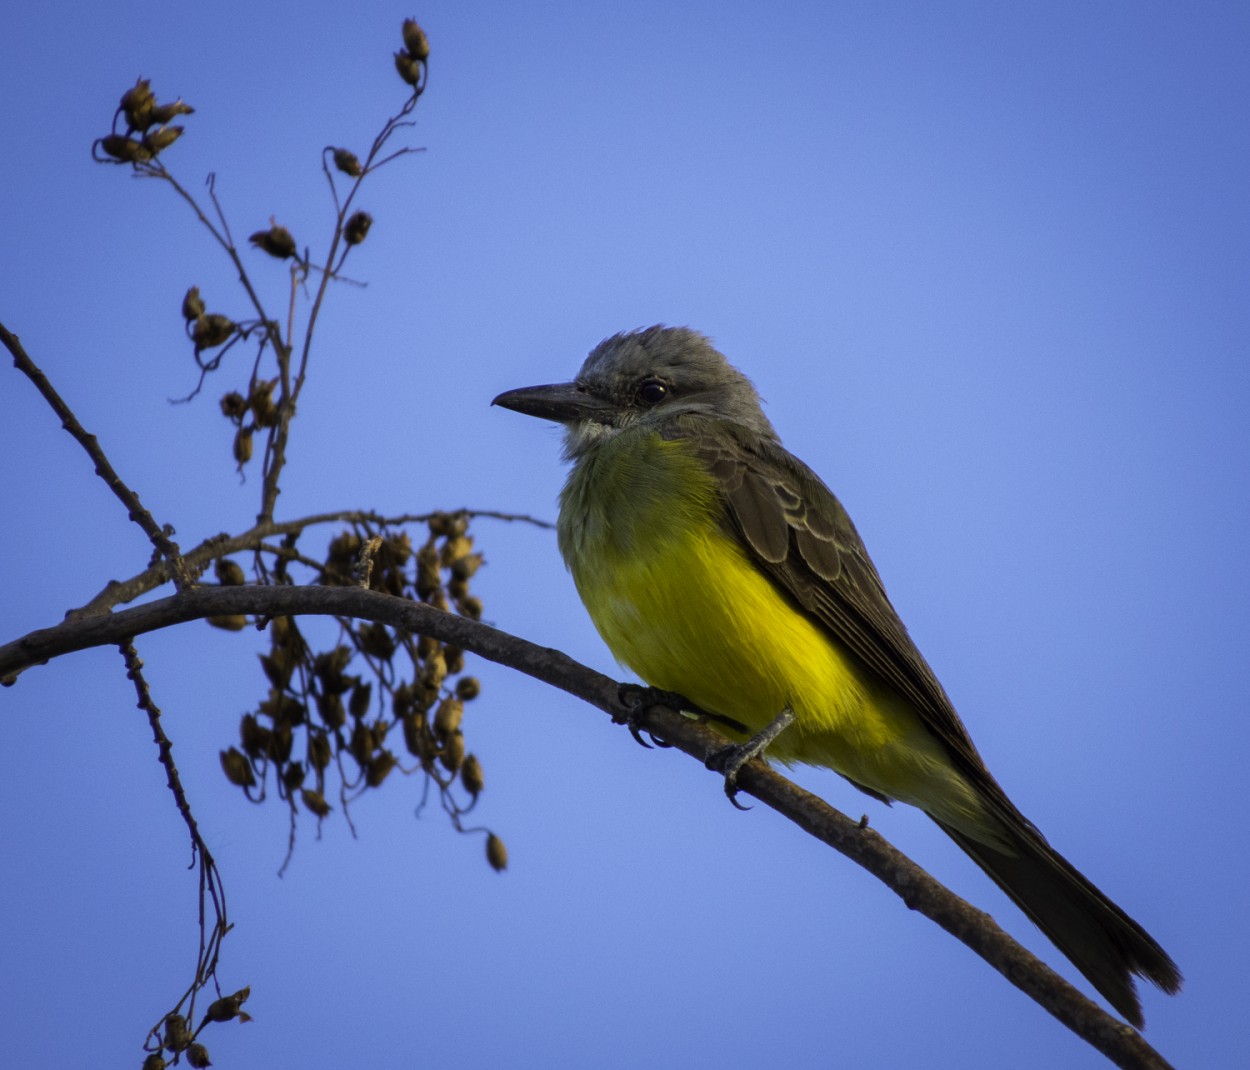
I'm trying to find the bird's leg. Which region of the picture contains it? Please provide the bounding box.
[616,684,748,748]
[706,706,796,808]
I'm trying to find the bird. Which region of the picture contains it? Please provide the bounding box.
[492,325,1181,1028]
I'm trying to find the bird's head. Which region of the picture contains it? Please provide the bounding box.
[492,325,777,458]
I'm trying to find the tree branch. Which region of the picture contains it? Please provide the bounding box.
[2,321,191,588]
[0,584,1175,1070]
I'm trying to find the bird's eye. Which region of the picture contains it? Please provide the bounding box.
[636,377,668,406]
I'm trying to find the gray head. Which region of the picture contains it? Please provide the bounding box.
[493,326,778,458]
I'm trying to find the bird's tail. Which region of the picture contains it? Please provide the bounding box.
[935,812,1181,1028]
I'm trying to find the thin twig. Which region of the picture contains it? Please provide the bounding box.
[119,640,232,1046]
[0,585,1176,1070]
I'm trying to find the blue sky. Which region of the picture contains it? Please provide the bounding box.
[2,2,1247,1067]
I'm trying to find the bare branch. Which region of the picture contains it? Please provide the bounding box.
[1,320,191,589]
[0,584,1176,1070]
[68,508,553,619]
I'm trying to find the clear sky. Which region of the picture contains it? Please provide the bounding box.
[2,2,1247,1068]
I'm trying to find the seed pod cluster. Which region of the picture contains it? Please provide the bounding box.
[394,19,430,90]
[94,78,194,167]
[220,516,499,869]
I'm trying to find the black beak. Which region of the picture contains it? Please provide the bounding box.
[492,382,611,424]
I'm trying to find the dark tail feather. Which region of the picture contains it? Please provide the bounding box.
[936,817,1182,1028]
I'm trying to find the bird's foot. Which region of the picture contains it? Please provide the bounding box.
[615,685,749,748]
[706,707,796,810]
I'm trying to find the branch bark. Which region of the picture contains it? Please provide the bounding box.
[0,584,1175,1070]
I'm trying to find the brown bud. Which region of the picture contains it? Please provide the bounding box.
[460,753,484,795]
[344,210,372,246]
[421,647,448,693]
[232,427,253,465]
[455,676,480,702]
[394,50,422,87]
[485,832,508,872]
[415,542,441,600]
[220,747,255,788]
[332,147,362,177]
[120,78,155,129]
[185,1043,212,1069]
[142,1055,167,1070]
[151,99,195,124]
[249,222,298,260]
[192,312,236,352]
[181,286,206,321]
[301,787,332,817]
[215,558,245,586]
[142,125,184,154]
[402,19,431,61]
[458,595,484,621]
[207,614,248,631]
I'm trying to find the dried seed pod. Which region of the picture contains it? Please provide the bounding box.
[301,788,332,817]
[142,1054,167,1070]
[249,378,279,425]
[444,646,465,675]
[450,551,483,581]
[142,125,184,154]
[207,614,248,631]
[232,427,253,465]
[359,622,395,660]
[151,99,195,124]
[249,222,297,260]
[239,713,270,759]
[218,391,247,420]
[282,761,307,792]
[270,720,293,763]
[439,729,465,773]
[163,1013,191,1053]
[420,646,447,693]
[402,18,430,61]
[485,833,508,872]
[415,542,441,600]
[393,50,421,86]
[316,691,345,730]
[203,988,251,1024]
[344,210,372,246]
[120,78,155,129]
[185,1043,212,1069]
[433,696,463,738]
[220,747,255,788]
[460,753,484,795]
[332,147,362,176]
[308,732,332,770]
[193,312,236,352]
[458,596,484,621]
[440,533,474,568]
[98,134,150,163]
[215,558,245,586]
[455,676,480,702]
[365,750,397,787]
[350,721,375,765]
[349,680,373,720]
[182,285,206,321]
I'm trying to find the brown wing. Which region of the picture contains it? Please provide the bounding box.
[689,422,999,791]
